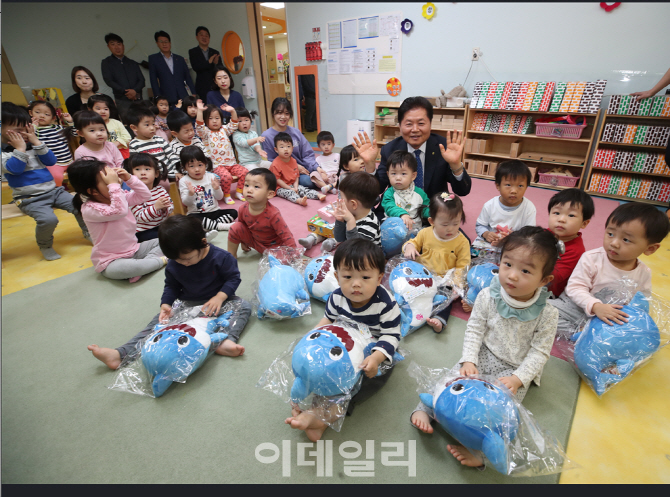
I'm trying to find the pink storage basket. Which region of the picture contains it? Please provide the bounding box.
[534,121,587,139]
[537,171,580,187]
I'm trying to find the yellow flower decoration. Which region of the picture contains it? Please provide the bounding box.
[422,2,436,20]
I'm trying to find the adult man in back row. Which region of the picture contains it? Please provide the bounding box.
[148,30,196,106]
[100,33,145,122]
[188,26,223,104]
[372,96,471,200]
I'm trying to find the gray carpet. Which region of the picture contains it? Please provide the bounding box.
[1,243,580,483]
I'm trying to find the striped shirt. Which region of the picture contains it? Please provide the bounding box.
[324,286,401,362]
[130,185,174,231]
[163,137,206,178]
[35,124,74,165]
[334,210,381,245]
[129,136,169,171]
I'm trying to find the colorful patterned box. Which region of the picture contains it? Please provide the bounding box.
[498,82,513,109]
[538,82,555,112]
[617,175,631,196]
[588,80,607,113]
[483,113,494,131]
[607,95,621,115]
[602,123,616,142]
[643,153,658,173]
[521,82,538,111]
[568,82,587,113]
[593,149,606,168]
[599,172,612,193]
[491,114,503,132]
[650,95,665,116]
[589,172,602,191]
[623,151,636,171]
[514,83,529,111]
[578,82,595,113]
[469,82,485,109]
[628,98,642,116]
[659,181,670,202]
[476,82,490,109]
[638,178,652,198]
[633,152,647,172]
[529,82,547,111]
[622,125,638,144]
[559,82,577,113]
[491,83,505,109]
[520,116,533,134]
[607,174,621,195]
[653,154,666,174]
[617,95,632,115]
[499,114,510,133]
[511,115,522,134]
[613,123,626,143]
[633,125,648,145]
[483,82,498,109]
[627,177,641,198]
[637,97,653,116]
[472,113,488,131]
[662,96,670,117]
[506,82,521,110]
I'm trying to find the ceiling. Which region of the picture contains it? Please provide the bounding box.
[260,3,287,40]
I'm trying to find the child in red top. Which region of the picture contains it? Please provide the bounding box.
[270,132,326,206]
[546,188,594,297]
[228,168,296,257]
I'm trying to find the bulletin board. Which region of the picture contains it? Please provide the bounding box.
[325,11,402,95]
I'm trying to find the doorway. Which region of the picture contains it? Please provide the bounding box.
[294,65,321,142]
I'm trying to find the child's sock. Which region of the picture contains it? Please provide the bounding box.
[217,222,233,231]
[299,233,325,249]
[235,189,246,201]
[206,230,219,243]
[40,247,61,261]
[224,195,235,205]
[322,238,338,252]
[321,184,333,194]
[160,256,169,267]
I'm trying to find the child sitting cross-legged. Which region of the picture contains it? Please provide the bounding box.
[227,168,296,258]
[403,192,471,332]
[88,214,253,369]
[231,108,271,171]
[550,202,670,338]
[412,227,561,470]
[164,110,207,180]
[270,131,326,206]
[299,171,381,251]
[286,238,401,442]
[311,130,339,194]
[546,188,594,298]
[381,150,430,230]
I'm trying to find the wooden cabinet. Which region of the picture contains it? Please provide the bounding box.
[462,108,602,191]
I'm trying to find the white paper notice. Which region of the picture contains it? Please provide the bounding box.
[342,19,358,48]
[327,22,342,50]
[358,16,379,39]
[352,48,377,73]
[327,51,340,74]
[364,48,377,72]
[389,37,399,54]
[339,49,354,74]
[378,55,396,73]
[379,15,400,38]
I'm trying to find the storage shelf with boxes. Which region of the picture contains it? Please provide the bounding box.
[462,80,605,191]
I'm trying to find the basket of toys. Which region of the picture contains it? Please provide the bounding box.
[534,115,587,139]
[537,167,579,187]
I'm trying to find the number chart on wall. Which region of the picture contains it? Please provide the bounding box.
[325,11,402,95]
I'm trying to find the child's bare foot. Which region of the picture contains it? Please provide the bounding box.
[215,339,245,357]
[447,444,484,468]
[241,242,251,252]
[317,193,326,201]
[285,411,328,442]
[297,197,308,206]
[426,317,443,334]
[87,345,122,370]
[411,410,434,433]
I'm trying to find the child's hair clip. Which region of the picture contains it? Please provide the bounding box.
[440,192,455,202]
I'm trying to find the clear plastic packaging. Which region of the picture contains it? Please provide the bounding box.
[303,254,339,303]
[108,300,244,398]
[380,217,419,258]
[382,255,451,337]
[252,247,311,320]
[461,256,499,306]
[562,282,670,396]
[408,362,576,476]
[257,319,405,432]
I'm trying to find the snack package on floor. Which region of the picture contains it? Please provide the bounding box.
[108,299,244,398]
[252,246,311,320]
[257,319,406,432]
[380,217,419,258]
[303,254,339,303]
[562,280,670,397]
[382,255,452,337]
[408,362,576,476]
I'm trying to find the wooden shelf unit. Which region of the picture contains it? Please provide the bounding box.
[373,101,467,160]
[584,108,670,206]
[463,107,602,191]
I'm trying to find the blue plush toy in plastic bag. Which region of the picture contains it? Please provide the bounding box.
[568,289,669,397]
[380,217,417,257]
[108,300,242,398]
[303,254,339,303]
[409,362,575,476]
[252,247,311,320]
[257,319,406,432]
[383,256,451,337]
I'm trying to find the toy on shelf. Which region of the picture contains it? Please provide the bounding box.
[304,254,339,303]
[253,249,311,320]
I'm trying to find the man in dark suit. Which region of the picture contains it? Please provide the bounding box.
[188,26,224,103]
[100,33,145,122]
[372,96,470,200]
[148,31,196,106]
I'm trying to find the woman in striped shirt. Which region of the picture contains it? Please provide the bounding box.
[29,101,76,186]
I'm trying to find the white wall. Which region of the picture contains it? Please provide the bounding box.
[3,2,260,118]
[286,2,670,144]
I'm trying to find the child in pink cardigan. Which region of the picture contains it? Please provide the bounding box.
[68,158,168,283]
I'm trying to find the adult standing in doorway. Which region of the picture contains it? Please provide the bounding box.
[206,67,245,124]
[64,67,99,115]
[148,31,195,106]
[367,96,470,200]
[631,67,670,165]
[188,26,223,104]
[298,74,317,132]
[100,33,145,122]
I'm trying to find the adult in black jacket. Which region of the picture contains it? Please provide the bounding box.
[366,96,471,200]
[100,33,145,122]
[188,26,224,103]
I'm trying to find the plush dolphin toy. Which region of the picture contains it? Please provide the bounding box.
[290,323,403,402]
[419,376,520,474]
[257,255,311,319]
[141,311,232,397]
[465,263,498,305]
[304,255,339,303]
[572,292,660,396]
[389,260,447,336]
[380,217,411,257]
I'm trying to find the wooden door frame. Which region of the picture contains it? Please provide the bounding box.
[293,65,321,136]
[246,2,270,131]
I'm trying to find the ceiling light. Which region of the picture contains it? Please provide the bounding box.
[263,26,267,29]
[261,2,285,9]
[269,36,273,39]
[283,33,287,35]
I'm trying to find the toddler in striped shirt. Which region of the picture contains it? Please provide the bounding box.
[124,153,173,242]
[29,100,75,186]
